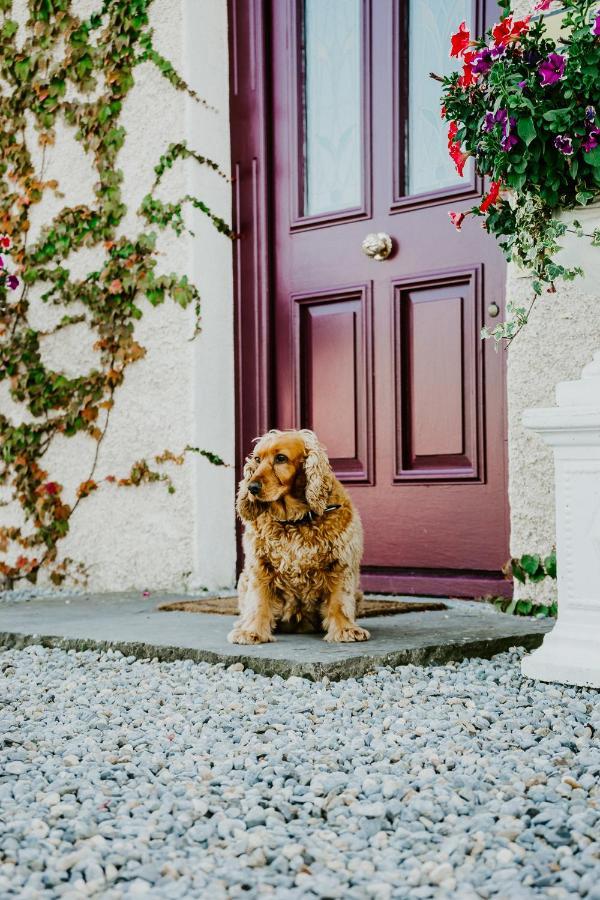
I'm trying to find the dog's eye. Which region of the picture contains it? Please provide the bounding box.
[253,456,260,463]
[274,454,288,464]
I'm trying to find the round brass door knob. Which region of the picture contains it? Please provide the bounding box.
[361,232,393,261]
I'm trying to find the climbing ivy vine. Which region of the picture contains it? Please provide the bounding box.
[0,0,232,588]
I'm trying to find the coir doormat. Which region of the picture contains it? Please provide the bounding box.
[157,596,447,617]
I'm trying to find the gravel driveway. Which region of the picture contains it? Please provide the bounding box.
[1,645,599,899]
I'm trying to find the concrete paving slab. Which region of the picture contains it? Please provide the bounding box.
[0,592,553,680]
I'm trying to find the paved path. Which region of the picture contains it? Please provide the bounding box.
[0,593,552,679]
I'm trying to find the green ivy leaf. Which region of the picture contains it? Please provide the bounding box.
[519,554,542,577]
[543,550,557,579]
[516,600,533,616]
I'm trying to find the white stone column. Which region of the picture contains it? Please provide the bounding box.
[521,351,600,688]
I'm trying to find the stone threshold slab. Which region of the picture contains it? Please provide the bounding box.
[0,593,553,680]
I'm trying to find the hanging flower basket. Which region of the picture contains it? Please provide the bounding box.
[438,0,600,342]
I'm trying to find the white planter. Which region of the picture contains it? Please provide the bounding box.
[521,204,600,688]
[555,202,600,290]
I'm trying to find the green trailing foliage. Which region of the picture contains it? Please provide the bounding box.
[0,0,233,588]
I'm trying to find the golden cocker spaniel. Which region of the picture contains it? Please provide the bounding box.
[228,429,369,645]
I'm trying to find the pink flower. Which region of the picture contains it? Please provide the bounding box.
[449,211,466,230]
[535,0,555,10]
[450,21,471,58]
[593,12,600,37]
[0,256,3,269]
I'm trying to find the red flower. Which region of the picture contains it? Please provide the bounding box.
[492,15,530,47]
[44,481,60,495]
[480,180,502,212]
[450,21,471,58]
[449,211,466,230]
[448,141,469,176]
[0,234,11,249]
[512,17,531,38]
[458,51,477,87]
[447,122,469,176]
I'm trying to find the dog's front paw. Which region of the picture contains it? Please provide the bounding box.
[324,624,370,643]
[227,628,276,645]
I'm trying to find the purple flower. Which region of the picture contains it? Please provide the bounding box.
[6,274,19,290]
[483,109,518,150]
[583,129,600,152]
[593,12,600,37]
[501,123,519,151]
[554,134,573,155]
[495,108,508,127]
[501,133,518,151]
[483,111,496,132]
[586,105,596,123]
[518,79,527,88]
[0,255,3,269]
[473,47,494,75]
[483,108,507,132]
[538,52,566,86]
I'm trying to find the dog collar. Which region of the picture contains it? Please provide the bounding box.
[277,504,341,526]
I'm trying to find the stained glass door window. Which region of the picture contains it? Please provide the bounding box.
[302,0,363,215]
[407,0,472,196]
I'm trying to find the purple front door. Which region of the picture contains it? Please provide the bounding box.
[230,0,510,598]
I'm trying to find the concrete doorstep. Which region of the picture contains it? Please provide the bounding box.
[0,592,553,680]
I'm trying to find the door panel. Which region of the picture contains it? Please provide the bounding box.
[270,0,509,597]
[294,286,373,482]
[393,268,482,482]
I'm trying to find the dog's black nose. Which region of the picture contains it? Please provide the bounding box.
[248,481,261,496]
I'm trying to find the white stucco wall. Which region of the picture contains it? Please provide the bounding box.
[507,0,600,603]
[0,0,236,593]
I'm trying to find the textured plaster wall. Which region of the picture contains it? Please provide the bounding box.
[1,0,236,593]
[507,0,600,603]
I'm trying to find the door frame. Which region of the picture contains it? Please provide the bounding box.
[228,0,512,597]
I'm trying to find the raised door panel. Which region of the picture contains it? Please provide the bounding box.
[393,267,483,481]
[293,286,373,482]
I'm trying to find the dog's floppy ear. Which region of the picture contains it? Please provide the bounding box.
[236,451,260,522]
[236,431,282,521]
[300,429,333,516]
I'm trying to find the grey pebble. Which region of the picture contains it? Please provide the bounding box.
[0,645,599,899]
